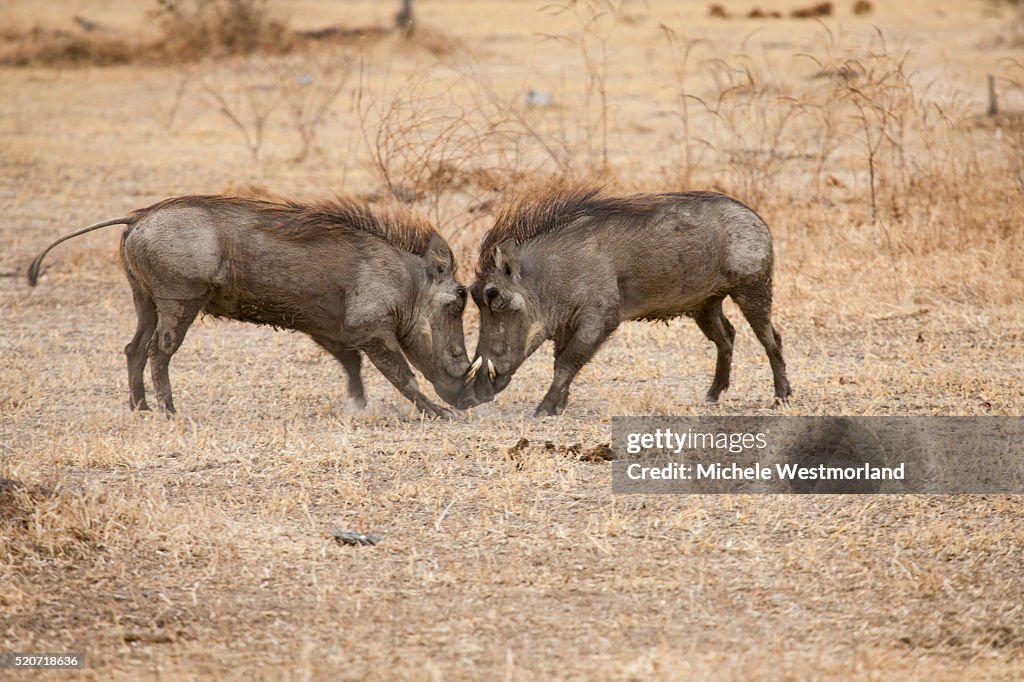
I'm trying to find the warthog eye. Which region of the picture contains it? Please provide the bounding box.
[484,286,499,305]
[448,286,467,314]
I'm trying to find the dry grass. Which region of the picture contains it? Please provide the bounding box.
[0,0,427,67]
[2,0,1024,679]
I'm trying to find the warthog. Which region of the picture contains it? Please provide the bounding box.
[28,195,475,418]
[458,185,792,416]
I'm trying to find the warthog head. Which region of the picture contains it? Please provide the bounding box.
[458,239,547,408]
[402,234,477,408]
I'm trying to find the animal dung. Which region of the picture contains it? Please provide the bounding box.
[578,444,616,462]
[505,438,615,463]
[507,437,531,455]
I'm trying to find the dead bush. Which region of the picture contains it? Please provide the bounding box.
[792,2,833,18]
[0,26,133,67]
[853,0,874,15]
[150,0,292,61]
[0,0,403,67]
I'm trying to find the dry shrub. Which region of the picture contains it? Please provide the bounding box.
[853,0,873,15]
[539,1,635,174]
[197,51,352,162]
[792,2,833,18]
[199,58,281,161]
[0,0,401,67]
[150,0,292,61]
[272,53,354,162]
[356,64,559,239]
[0,26,134,67]
[658,24,1024,284]
[0,0,291,67]
[674,47,816,207]
[809,31,1023,248]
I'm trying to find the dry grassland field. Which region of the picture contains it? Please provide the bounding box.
[2,0,1024,679]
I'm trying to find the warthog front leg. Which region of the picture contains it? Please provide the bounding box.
[535,313,618,417]
[148,297,204,415]
[362,337,455,419]
[311,336,367,408]
[125,285,158,411]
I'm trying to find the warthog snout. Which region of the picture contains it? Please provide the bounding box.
[456,356,486,409]
[456,355,511,409]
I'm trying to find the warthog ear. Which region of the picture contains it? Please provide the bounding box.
[493,239,520,281]
[424,234,454,278]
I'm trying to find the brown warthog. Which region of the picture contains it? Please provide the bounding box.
[458,184,792,416]
[28,195,475,418]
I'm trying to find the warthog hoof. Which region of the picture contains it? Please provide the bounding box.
[533,402,562,418]
[773,383,793,407]
[419,403,456,420]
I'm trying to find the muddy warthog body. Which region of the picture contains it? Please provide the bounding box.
[458,185,792,416]
[28,195,474,417]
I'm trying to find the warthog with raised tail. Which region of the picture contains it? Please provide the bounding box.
[28,195,475,418]
[458,184,792,416]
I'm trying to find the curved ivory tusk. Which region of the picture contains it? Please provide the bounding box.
[465,356,483,384]
[487,358,496,382]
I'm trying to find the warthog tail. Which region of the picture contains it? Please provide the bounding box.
[27,217,133,287]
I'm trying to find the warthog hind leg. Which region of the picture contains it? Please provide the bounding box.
[335,349,366,408]
[731,284,792,403]
[692,298,734,403]
[125,285,158,411]
[148,297,204,414]
[311,336,366,408]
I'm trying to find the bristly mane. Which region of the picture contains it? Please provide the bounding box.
[477,183,668,276]
[274,198,439,255]
[135,195,438,256]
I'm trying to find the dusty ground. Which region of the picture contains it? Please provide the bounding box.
[2,0,1023,679]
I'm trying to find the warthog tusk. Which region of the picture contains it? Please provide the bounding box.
[465,356,483,384]
[487,358,496,382]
